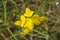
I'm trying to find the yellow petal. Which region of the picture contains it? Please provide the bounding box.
[20,15,26,21]
[27,18,34,30]
[39,16,46,22]
[24,7,34,17]
[23,28,30,35]
[32,14,41,25]
[14,21,21,26]
[24,18,34,30]
[20,15,27,27]
[25,7,31,13]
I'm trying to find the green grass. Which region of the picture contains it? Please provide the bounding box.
[0,0,60,40]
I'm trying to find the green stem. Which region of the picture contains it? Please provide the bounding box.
[46,25,49,40]
[33,29,46,36]
[3,1,7,24]
[7,28,17,40]
[30,35,32,40]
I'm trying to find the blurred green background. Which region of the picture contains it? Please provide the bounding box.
[0,0,60,40]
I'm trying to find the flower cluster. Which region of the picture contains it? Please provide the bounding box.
[14,7,46,35]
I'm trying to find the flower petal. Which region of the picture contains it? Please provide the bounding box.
[14,21,21,26]
[23,28,30,35]
[20,15,26,21]
[20,15,27,27]
[24,8,34,17]
[39,16,46,22]
[24,18,34,30]
[32,14,41,25]
[25,7,31,13]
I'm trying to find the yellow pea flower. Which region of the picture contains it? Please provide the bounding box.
[32,14,41,25]
[14,7,46,35]
[24,18,34,30]
[20,15,26,27]
[23,28,30,35]
[24,7,34,17]
[39,16,46,22]
[14,21,21,26]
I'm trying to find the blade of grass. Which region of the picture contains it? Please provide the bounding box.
[7,27,17,40]
[30,34,32,40]
[45,25,49,40]
[33,29,46,37]
[3,0,7,24]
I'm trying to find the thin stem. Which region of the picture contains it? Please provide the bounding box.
[7,27,17,40]
[24,37,28,40]
[30,34,46,38]
[30,34,32,40]
[1,33,9,40]
[33,29,46,37]
[45,25,49,40]
[3,1,7,24]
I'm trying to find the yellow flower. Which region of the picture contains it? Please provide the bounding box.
[14,15,26,27]
[20,15,26,27]
[39,16,46,22]
[23,28,30,35]
[14,7,46,35]
[14,21,21,26]
[24,7,34,17]
[32,14,41,25]
[24,18,34,30]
